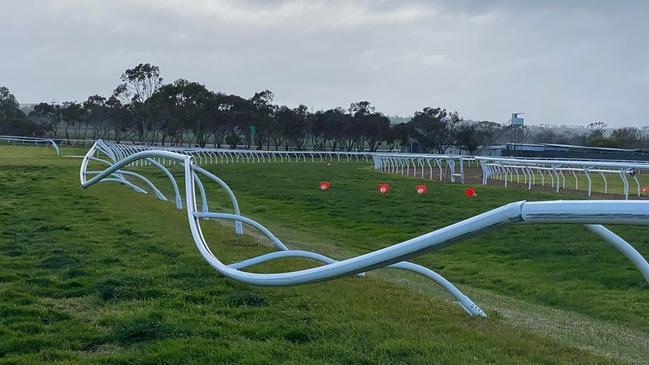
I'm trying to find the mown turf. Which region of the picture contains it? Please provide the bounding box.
[0,145,647,364]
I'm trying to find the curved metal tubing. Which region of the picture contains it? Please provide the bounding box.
[87,170,167,202]
[81,145,484,315]
[197,212,288,251]
[227,250,486,316]
[97,177,148,194]
[81,142,649,318]
[585,224,649,283]
[146,157,183,209]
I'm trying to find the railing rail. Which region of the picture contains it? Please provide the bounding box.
[0,135,59,156]
[477,156,649,199]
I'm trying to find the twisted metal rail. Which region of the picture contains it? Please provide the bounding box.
[80,140,649,317]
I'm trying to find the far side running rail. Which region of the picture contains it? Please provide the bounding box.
[0,135,59,156]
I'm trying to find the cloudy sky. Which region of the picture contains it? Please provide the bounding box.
[1,0,648,126]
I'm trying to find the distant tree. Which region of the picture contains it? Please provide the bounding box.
[349,100,375,117]
[314,108,347,151]
[270,106,289,150]
[60,102,85,142]
[29,102,61,136]
[82,95,108,139]
[346,101,377,151]
[611,127,641,149]
[0,86,21,120]
[473,121,504,150]
[113,63,163,143]
[361,112,390,151]
[385,122,411,151]
[310,110,328,150]
[208,94,250,148]
[454,124,479,154]
[148,79,213,147]
[250,90,274,149]
[0,86,36,135]
[286,104,309,150]
[410,107,458,153]
[105,96,131,143]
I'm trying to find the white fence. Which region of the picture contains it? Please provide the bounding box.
[478,156,649,199]
[83,141,476,183]
[0,135,59,156]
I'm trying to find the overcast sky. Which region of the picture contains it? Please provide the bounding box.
[1,0,648,126]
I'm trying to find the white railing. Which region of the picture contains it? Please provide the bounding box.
[79,140,649,317]
[477,156,649,199]
[0,135,59,156]
[88,141,475,183]
[371,153,475,183]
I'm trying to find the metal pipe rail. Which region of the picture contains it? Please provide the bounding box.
[0,135,60,156]
[371,153,469,183]
[96,141,377,164]
[80,141,649,318]
[82,141,476,183]
[477,156,649,199]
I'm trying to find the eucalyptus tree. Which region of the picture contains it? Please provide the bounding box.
[385,122,411,152]
[319,108,347,151]
[29,102,61,136]
[112,63,163,144]
[361,112,390,151]
[0,86,23,122]
[60,101,85,142]
[270,105,289,150]
[611,127,642,149]
[0,86,33,135]
[148,79,213,147]
[207,93,251,148]
[249,90,274,149]
[287,105,309,150]
[410,107,460,153]
[82,95,108,140]
[105,96,131,143]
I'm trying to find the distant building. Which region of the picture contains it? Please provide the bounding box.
[481,143,649,161]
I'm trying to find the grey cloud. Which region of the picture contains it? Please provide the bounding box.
[0,0,647,126]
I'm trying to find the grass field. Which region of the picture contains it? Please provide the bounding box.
[1,145,648,364]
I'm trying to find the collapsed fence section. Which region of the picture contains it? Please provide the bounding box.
[79,140,649,318]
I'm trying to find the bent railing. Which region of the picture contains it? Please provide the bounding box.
[80,141,649,317]
[0,135,59,156]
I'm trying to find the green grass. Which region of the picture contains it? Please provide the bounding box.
[1,145,648,364]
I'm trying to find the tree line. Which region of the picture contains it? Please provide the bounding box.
[1,63,648,153]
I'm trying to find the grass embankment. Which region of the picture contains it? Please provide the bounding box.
[0,145,648,364]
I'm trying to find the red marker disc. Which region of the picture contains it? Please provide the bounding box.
[319,182,331,190]
[464,187,477,198]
